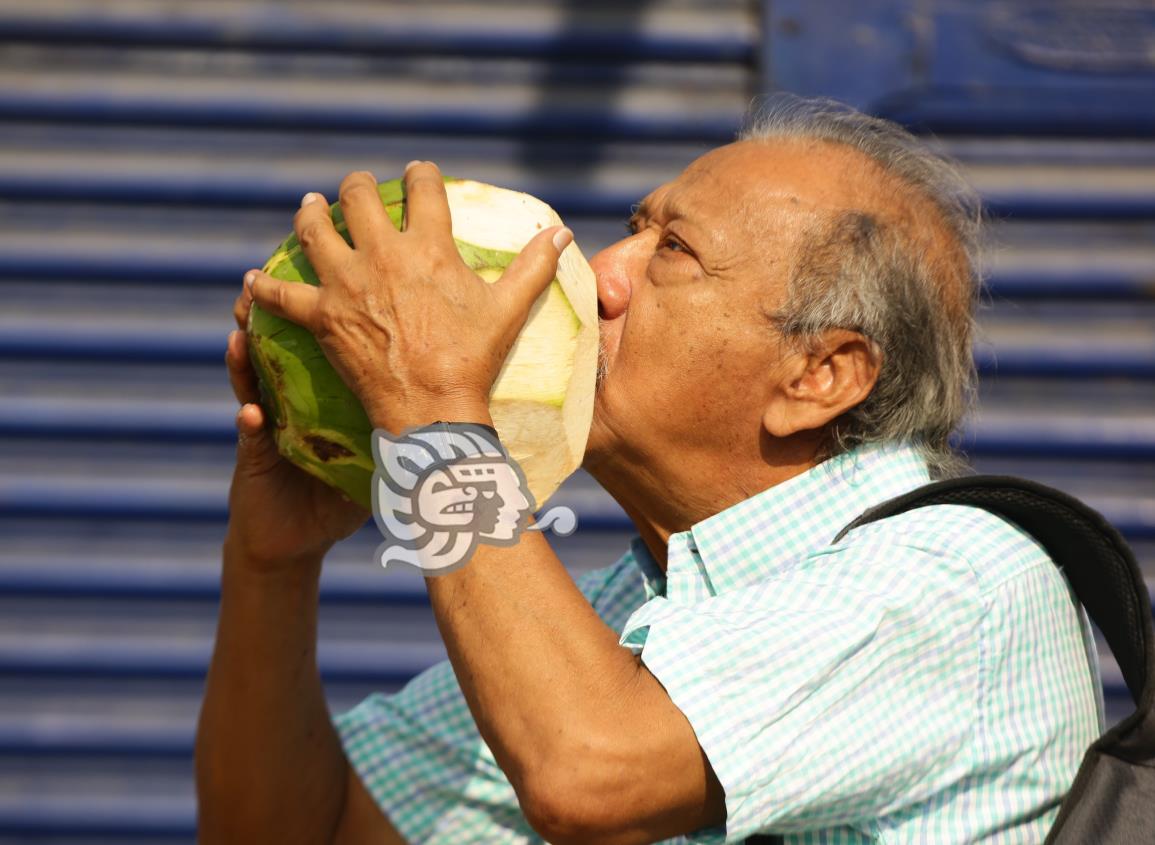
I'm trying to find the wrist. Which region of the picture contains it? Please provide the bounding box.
[367,392,494,434]
[222,532,328,583]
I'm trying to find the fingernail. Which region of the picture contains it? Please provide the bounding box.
[244,271,256,289]
[301,192,320,207]
[405,160,421,174]
[552,227,574,252]
[227,329,238,348]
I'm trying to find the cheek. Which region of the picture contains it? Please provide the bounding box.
[625,292,747,403]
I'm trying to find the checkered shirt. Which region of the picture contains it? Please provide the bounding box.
[336,441,1104,843]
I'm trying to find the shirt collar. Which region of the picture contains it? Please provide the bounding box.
[628,441,932,600]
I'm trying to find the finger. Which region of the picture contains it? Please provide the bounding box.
[225,329,261,406]
[338,171,395,252]
[245,269,321,328]
[497,226,573,315]
[232,286,253,331]
[403,160,452,238]
[236,401,265,436]
[235,402,281,476]
[293,192,349,278]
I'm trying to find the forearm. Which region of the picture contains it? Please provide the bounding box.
[195,540,347,843]
[426,531,641,794]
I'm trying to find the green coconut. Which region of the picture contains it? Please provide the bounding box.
[247,178,598,509]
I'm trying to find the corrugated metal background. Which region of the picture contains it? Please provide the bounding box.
[0,0,1152,840]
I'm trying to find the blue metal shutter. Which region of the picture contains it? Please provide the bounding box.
[0,1,758,839]
[2,0,1153,838]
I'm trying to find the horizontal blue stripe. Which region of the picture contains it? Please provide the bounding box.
[0,642,439,683]
[0,806,194,838]
[0,481,635,530]
[972,346,1155,379]
[1,481,1149,537]
[4,255,1150,300]
[0,95,742,142]
[0,724,193,759]
[882,96,1155,138]
[0,17,756,64]
[8,174,1155,221]
[3,329,1150,377]
[0,174,640,217]
[0,564,432,605]
[1,563,1147,611]
[983,193,1155,220]
[3,399,1154,459]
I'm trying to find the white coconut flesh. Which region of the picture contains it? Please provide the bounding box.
[444,181,599,506]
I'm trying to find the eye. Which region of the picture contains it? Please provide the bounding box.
[658,234,686,253]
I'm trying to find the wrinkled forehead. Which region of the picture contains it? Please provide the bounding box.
[640,140,883,236]
[661,139,962,265]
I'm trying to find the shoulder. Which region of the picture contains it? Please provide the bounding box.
[830,502,1053,595]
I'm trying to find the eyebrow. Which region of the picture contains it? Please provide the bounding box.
[628,195,693,229]
[627,199,650,230]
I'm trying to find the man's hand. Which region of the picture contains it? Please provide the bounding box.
[243,163,573,433]
[224,287,369,572]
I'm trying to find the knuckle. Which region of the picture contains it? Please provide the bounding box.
[413,251,450,278]
[273,284,290,311]
[339,177,376,205]
[297,220,329,249]
[314,300,341,338]
[367,252,393,278]
[408,173,443,195]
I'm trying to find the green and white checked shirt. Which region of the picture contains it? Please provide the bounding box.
[336,442,1104,843]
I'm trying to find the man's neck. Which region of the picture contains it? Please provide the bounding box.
[588,444,819,572]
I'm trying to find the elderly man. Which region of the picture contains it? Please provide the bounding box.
[196,100,1102,844]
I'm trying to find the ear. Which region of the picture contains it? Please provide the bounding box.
[762,330,881,439]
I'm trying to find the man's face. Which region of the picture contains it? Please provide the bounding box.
[583,139,860,473]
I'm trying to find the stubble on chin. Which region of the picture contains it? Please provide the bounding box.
[595,321,610,391]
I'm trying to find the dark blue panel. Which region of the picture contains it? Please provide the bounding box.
[765,0,1155,135]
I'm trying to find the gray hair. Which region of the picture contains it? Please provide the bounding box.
[739,96,983,478]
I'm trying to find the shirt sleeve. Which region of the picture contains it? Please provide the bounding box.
[618,541,985,842]
[335,556,642,845]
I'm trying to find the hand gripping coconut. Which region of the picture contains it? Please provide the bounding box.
[247,178,598,510]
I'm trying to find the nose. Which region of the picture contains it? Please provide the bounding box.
[589,237,639,321]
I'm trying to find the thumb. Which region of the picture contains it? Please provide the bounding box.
[234,402,281,477]
[498,225,573,315]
